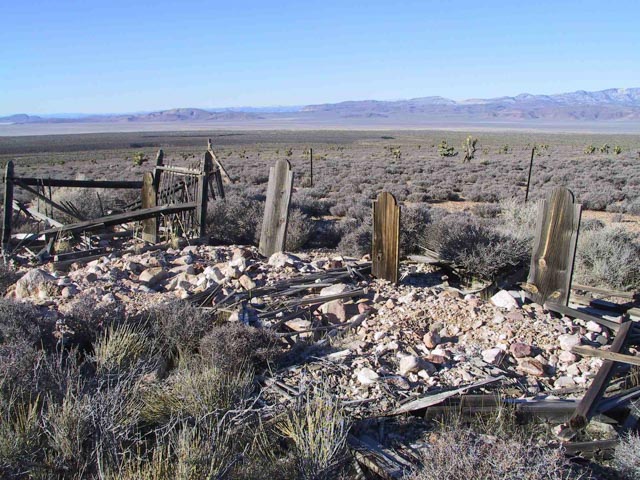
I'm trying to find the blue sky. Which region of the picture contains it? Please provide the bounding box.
[1,0,639,115]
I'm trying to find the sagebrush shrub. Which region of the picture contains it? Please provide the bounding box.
[574,225,640,290]
[207,193,264,246]
[147,300,213,355]
[199,323,278,371]
[614,432,640,479]
[406,428,582,480]
[285,208,314,251]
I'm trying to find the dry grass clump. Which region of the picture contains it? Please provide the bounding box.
[613,432,640,479]
[406,428,584,480]
[276,391,350,480]
[574,224,640,290]
[93,322,161,373]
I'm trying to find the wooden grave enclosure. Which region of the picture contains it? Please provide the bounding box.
[259,159,294,257]
[372,192,400,284]
[525,187,582,306]
[1,143,228,257]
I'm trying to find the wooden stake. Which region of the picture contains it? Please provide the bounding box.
[309,147,313,187]
[525,147,535,203]
[141,172,158,243]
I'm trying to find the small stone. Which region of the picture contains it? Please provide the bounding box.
[490,290,519,310]
[238,275,256,290]
[558,334,581,352]
[518,358,545,377]
[15,269,57,299]
[423,331,441,349]
[398,355,423,376]
[357,368,380,385]
[320,283,350,296]
[558,351,577,363]
[586,321,602,333]
[482,348,504,365]
[510,342,533,358]
[554,376,576,389]
[139,267,167,286]
[268,252,300,268]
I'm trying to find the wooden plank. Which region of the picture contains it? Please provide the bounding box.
[40,202,197,236]
[562,439,618,457]
[153,149,164,191]
[14,177,143,189]
[569,321,633,429]
[195,152,213,238]
[572,345,640,367]
[2,161,14,254]
[572,283,638,300]
[141,172,158,243]
[392,376,504,415]
[527,187,582,306]
[207,139,233,184]
[259,159,294,257]
[309,147,313,187]
[545,302,623,332]
[20,203,64,228]
[155,165,202,176]
[372,192,400,284]
[13,179,84,221]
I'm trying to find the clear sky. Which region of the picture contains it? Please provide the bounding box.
[1,0,639,115]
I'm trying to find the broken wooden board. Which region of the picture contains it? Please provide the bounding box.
[572,345,640,367]
[392,376,504,415]
[40,202,197,236]
[526,187,581,306]
[372,192,400,284]
[259,159,293,257]
[569,321,633,429]
[141,172,158,243]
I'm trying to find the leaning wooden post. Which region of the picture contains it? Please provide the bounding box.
[152,149,164,193]
[141,172,158,243]
[259,159,294,257]
[524,147,535,203]
[196,152,213,238]
[309,147,313,187]
[525,187,581,306]
[372,192,400,284]
[2,161,14,254]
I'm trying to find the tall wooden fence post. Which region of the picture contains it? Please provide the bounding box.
[372,192,400,284]
[2,161,14,254]
[526,187,581,306]
[259,159,294,257]
[196,152,214,238]
[141,172,158,243]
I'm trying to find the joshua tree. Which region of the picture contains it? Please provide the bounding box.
[438,140,457,157]
[462,136,478,163]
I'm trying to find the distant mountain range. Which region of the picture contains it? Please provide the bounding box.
[3,88,640,125]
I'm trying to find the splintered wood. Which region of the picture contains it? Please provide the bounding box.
[526,187,581,306]
[372,192,400,284]
[259,159,294,257]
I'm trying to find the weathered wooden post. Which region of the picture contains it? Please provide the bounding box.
[152,149,164,193]
[196,152,214,238]
[525,147,535,203]
[141,172,158,243]
[525,187,581,306]
[372,192,400,284]
[309,147,313,187]
[2,161,14,254]
[259,159,294,257]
